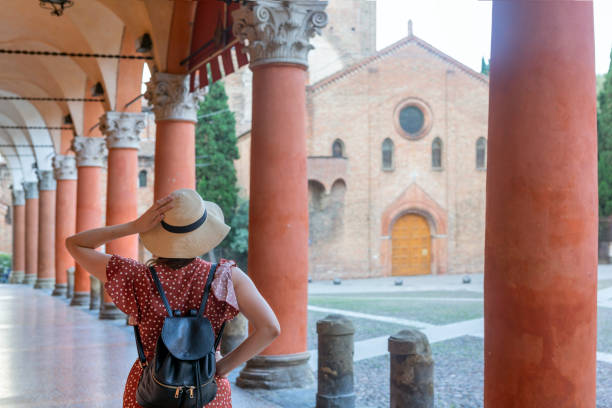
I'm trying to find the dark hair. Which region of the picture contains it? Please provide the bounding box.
[146,257,196,270]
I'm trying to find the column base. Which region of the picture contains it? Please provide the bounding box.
[90,295,101,310]
[69,292,90,307]
[99,302,125,320]
[52,283,68,297]
[90,277,101,310]
[221,313,248,355]
[34,278,55,290]
[9,270,24,284]
[23,274,36,285]
[317,393,356,408]
[236,352,314,389]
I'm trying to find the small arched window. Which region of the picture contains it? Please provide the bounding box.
[332,139,344,158]
[432,137,442,169]
[476,137,487,169]
[382,138,394,170]
[138,170,148,188]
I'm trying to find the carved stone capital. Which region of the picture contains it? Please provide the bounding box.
[52,155,78,180]
[100,111,146,150]
[23,182,38,200]
[71,137,107,168]
[12,189,25,206]
[39,170,56,191]
[232,0,328,69]
[144,72,205,122]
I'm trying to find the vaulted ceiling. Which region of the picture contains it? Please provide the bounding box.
[0,0,181,187]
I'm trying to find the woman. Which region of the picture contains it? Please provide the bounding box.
[66,188,280,407]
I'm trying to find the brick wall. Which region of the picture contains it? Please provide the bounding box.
[234,36,489,279]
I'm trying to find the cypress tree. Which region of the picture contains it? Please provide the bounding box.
[195,81,248,265]
[599,49,612,217]
[481,57,490,76]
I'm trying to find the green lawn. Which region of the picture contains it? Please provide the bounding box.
[308,294,483,325]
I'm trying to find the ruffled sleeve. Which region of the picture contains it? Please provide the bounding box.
[211,259,240,321]
[104,255,146,318]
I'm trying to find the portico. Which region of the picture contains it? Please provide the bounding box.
[0,0,601,405]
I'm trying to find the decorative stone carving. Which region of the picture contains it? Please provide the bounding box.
[100,111,146,149]
[12,189,25,206]
[232,0,329,69]
[23,181,38,200]
[144,72,205,122]
[71,137,107,168]
[39,170,56,191]
[52,155,78,180]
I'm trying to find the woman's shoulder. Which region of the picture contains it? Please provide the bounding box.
[106,254,149,280]
[209,259,240,313]
[108,254,147,270]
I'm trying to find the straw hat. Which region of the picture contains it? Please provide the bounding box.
[140,189,230,258]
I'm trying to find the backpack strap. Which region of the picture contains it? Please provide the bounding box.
[149,266,172,317]
[198,263,227,350]
[198,263,217,316]
[134,325,148,368]
[133,266,172,369]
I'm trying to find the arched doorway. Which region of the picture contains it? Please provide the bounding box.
[391,213,431,276]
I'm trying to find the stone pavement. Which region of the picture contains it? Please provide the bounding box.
[0,285,281,408]
[4,266,612,407]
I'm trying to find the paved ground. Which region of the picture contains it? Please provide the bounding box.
[3,266,612,407]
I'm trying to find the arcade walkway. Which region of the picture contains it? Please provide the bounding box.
[0,285,279,408]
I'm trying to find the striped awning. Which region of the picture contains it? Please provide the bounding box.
[186,1,249,92]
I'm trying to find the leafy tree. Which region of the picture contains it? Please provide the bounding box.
[599,49,612,217]
[195,81,248,268]
[481,57,490,76]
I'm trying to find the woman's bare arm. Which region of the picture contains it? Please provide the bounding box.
[214,267,281,377]
[65,197,174,283]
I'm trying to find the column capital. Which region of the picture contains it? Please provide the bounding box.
[232,0,329,69]
[71,137,107,168]
[39,170,56,191]
[23,181,38,200]
[100,111,147,150]
[52,155,78,180]
[144,72,205,122]
[12,189,25,206]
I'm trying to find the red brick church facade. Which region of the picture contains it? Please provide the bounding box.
[234,28,490,279]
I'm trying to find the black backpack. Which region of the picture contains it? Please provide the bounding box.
[134,263,226,408]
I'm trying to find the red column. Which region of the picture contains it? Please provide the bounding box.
[34,171,56,290]
[52,155,77,297]
[484,1,597,406]
[249,64,309,353]
[23,182,39,285]
[70,137,106,306]
[232,0,328,388]
[10,189,25,284]
[144,72,201,200]
[99,111,144,319]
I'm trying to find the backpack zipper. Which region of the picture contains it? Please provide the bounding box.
[152,375,184,398]
[151,374,214,399]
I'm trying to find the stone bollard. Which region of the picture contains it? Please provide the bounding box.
[221,313,248,355]
[388,329,434,408]
[66,267,75,299]
[316,314,356,408]
[89,276,101,310]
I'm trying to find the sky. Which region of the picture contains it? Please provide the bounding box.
[376,0,612,75]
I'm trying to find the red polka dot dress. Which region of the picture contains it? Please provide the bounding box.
[105,255,240,408]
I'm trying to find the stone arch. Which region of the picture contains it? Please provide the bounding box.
[380,183,448,275]
[308,178,346,246]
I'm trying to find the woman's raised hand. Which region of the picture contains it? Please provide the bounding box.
[131,196,174,234]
